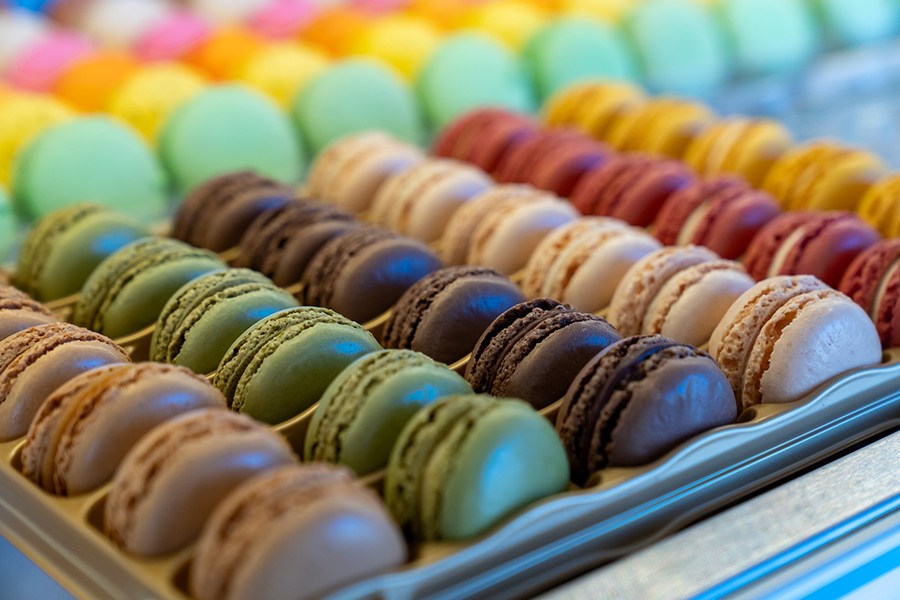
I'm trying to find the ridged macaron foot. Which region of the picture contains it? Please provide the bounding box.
[20,362,225,495]
[0,322,129,441]
[214,307,382,424]
[557,335,737,486]
[466,299,620,409]
[0,285,57,341]
[104,409,296,556]
[191,465,406,600]
[385,394,569,540]
[173,170,294,252]
[604,96,714,158]
[858,174,900,239]
[150,269,299,374]
[300,227,443,324]
[14,203,151,301]
[432,108,537,175]
[839,239,900,349]
[304,349,472,475]
[383,266,527,364]
[493,128,590,185]
[72,237,226,338]
[709,276,882,409]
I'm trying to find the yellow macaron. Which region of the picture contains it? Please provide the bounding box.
[461,0,546,49]
[560,0,640,23]
[606,97,714,157]
[0,94,74,186]
[572,82,645,140]
[858,174,900,238]
[350,15,442,79]
[239,42,329,108]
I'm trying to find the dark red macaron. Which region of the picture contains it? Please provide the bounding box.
[526,137,611,198]
[744,211,881,286]
[432,109,535,164]
[492,128,592,184]
[839,239,900,348]
[569,154,694,227]
[654,177,782,259]
[463,112,540,174]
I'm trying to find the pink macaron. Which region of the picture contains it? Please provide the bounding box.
[839,239,900,348]
[133,11,213,62]
[5,31,95,92]
[246,0,317,39]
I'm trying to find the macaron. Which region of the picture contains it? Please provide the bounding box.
[51,49,139,113]
[653,177,782,260]
[0,322,129,441]
[73,237,226,339]
[369,158,493,242]
[440,185,580,274]
[132,10,213,62]
[0,185,20,262]
[709,275,882,409]
[151,269,299,374]
[557,334,737,486]
[858,174,900,239]
[460,0,546,50]
[191,465,406,600]
[603,96,715,157]
[839,239,900,348]
[812,0,900,47]
[541,81,645,139]
[305,349,472,474]
[5,31,94,93]
[743,211,881,287]
[0,10,49,72]
[293,59,424,155]
[608,247,754,347]
[246,0,317,39]
[159,85,305,194]
[415,32,536,130]
[104,409,296,556]
[12,116,169,221]
[0,285,57,341]
[298,6,372,56]
[383,266,526,364]
[173,171,295,252]
[305,131,424,214]
[570,154,694,227]
[213,307,382,424]
[238,41,328,108]
[433,109,540,176]
[385,394,569,540]
[75,0,170,47]
[183,27,264,81]
[14,204,151,302]
[466,299,621,409]
[349,14,442,79]
[20,362,225,495]
[521,217,662,313]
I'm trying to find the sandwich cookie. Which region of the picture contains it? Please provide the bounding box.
[858,174,900,239]
[432,108,538,175]
[839,239,900,349]
[0,285,57,341]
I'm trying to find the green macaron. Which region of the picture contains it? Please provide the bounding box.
[11,116,169,221]
[304,349,472,475]
[213,306,382,425]
[73,237,225,338]
[292,59,425,155]
[0,186,19,265]
[151,269,299,375]
[14,204,151,301]
[385,394,569,541]
[159,85,305,195]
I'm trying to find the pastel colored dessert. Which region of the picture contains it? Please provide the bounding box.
[521,217,662,313]
[293,59,424,155]
[440,185,580,274]
[761,142,886,212]
[14,204,151,301]
[191,465,406,600]
[682,117,794,187]
[350,14,442,79]
[812,0,900,47]
[5,31,94,93]
[76,0,170,47]
[0,94,74,187]
[839,239,900,348]
[12,117,169,221]
[433,108,539,175]
[299,227,443,323]
[159,85,305,194]
[385,394,569,540]
[653,177,781,260]
[383,266,526,364]
[20,362,225,495]
[522,16,637,101]
[237,41,328,108]
[183,27,264,81]
[622,0,731,96]
[541,81,645,139]
[570,154,694,227]
[602,97,715,158]
[305,131,424,215]
[151,269,298,374]
[173,171,295,252]
[298,6,372,56]
[104,409,296,556]
[557,334,737,485]
[0,285,57,341]
[132,10,212,62]
[73,238,226,339]
[305,349,472,474]
[0,10,49,72]
[466,299,620,409]
[0,185,19,262]
[369,158,493,242]
[0,322,129,441]
[51,50,139,113]
[709,275,882,408]
[743,211,881,287]
[246,0,317,39]
[213,307,381,424]
[460,0,546,49]
[607,246,754,347]
[415,33,536,130]
[858,174,900,238]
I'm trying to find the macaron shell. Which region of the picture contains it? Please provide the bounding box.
[272,220,361,287]
[691,189,781,260]
[0,95,74,187]
[403,166,493,242]
[801,151,886,212]
[330,142,424,214]
[0,309,57,341]
[721,120,793,187]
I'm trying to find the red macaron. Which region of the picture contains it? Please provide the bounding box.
[432,109,538,174]
[840,239,900,348]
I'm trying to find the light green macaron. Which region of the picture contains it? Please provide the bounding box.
[213,306,382,425]
[11,116,169,221]
[385,394,570,541]
[304,349,472,476]
[811,0,899,47]
[151,269,299,375]
[159,85,306,194]
[14,204,151,301]
[0,186,19,265]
